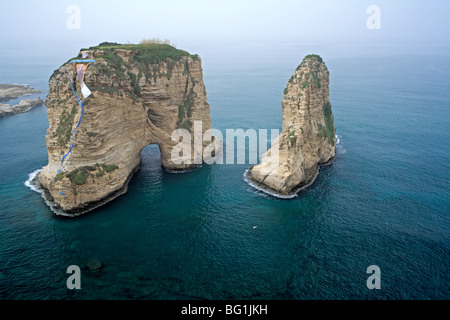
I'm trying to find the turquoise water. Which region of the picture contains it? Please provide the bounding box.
[0,42,449,299]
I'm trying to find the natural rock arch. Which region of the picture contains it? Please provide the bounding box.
[39,43,217,215]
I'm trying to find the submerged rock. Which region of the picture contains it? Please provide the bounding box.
[86,259,103,271]
[249,54,336,197]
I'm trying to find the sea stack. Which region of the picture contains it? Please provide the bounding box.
[38,43,217,215]
[249,54,336,197]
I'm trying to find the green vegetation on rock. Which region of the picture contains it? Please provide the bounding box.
[128,72,141,97]
[50,68,63,80]
[303,54,323,63]
[288,73,298,84]
[74,42,200,99]
[54,172,65,182]
[287,127,297,147]
[300,71,321,89]
[280,127,297,148]
[95,170,105,177]
[56,106,77,146]
[296,54,323,72]
[62,163,119,186]
[177,90,194,132]
[101,53,126,79]
[301,80,310,89]
[66,166,90,185]
[101,164,119,172]
[318,103,335,145]
[73,42,199,98]
[89,86,121,96]
[87,131,99,137]
[85,42,196,65]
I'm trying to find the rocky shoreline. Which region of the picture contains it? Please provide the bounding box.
[0,98,44,116]
[0,84,43,116]
[0,84,41,101]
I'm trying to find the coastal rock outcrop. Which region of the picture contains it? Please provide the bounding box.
[38,43,217,214]
[0,84,41,102]
[0,98,44,116]
[248,55,336,197]
[0,84,43,116]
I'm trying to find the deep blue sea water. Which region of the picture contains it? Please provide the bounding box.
[0,41,449,299]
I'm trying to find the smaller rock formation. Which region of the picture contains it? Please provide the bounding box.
[248,54,336,197]
[0,84,43,116]
[0,84,41,102]
[0,98,44,116]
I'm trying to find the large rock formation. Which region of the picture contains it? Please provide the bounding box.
[248,55,336,197]
[38,43,217,215]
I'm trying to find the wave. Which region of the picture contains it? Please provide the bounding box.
[335,134,346,154]
[24,163,142,217]
[24,168,43,194]
[243,169,298,200]
[24,168,72,217]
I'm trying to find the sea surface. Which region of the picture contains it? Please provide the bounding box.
[0,41,449,299]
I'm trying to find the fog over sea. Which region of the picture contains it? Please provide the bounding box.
[0,39,449,299]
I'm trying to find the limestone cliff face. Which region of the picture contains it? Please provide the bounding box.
[249,55,336,196]
[39,43,216,214]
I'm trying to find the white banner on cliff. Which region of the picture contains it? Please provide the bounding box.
[81,82,91,99]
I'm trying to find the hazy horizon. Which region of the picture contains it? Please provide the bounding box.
[1,0,449,79]
[1,0,449,48]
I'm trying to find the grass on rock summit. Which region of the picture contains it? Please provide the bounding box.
[81,41,199,65]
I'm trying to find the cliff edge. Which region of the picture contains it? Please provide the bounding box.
[39,43,217,215]
[248,55,336,197]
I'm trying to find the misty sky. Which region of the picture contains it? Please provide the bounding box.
[0,0,449,49]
